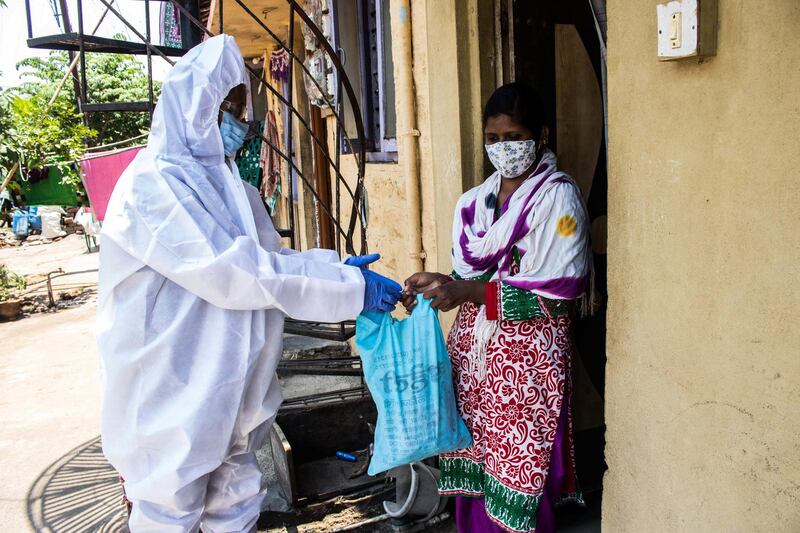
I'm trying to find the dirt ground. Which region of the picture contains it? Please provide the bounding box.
[0,235,104,532]
[0,283,104,531]
[0,233,97,277]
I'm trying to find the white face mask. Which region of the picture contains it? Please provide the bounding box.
[485,140,537,178]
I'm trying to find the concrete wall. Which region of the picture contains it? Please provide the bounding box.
[332,153,415,283]
[406,0,469,278]
[604,2,800,531]
[333,0,488,298]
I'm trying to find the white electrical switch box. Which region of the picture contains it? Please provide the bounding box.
[657,0,717,61]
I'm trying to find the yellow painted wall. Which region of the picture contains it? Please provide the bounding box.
[332,152,416,283]
[330,0,486,296]
[604,1,800,531]
[406,0,467,277]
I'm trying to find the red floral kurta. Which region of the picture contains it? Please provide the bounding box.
[438,300,581,532]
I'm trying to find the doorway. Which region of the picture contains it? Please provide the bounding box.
[494,0,609,526]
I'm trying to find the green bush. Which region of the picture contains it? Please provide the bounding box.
[0,264,27,302]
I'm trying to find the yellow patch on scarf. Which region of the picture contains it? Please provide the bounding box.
[556,215,577,237]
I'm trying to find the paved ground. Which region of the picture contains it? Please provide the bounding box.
[0,293,107,531]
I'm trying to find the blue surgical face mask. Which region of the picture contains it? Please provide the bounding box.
[219,110,248,158]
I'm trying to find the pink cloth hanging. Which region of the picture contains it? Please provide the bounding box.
[80,146,143,221]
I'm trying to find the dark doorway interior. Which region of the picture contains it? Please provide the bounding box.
[511,0,608,525]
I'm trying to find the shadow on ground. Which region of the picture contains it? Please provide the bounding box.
[24,435,601,533]
[27,436,127,533]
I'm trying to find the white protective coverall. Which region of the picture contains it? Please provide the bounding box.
[97,35,365,533]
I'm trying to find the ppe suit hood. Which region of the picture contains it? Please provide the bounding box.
[107,34,258,242]
[149,34,248,165]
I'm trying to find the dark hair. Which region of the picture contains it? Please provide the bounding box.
[482,82,545,134]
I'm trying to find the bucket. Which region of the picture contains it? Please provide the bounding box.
[383,462,448,521]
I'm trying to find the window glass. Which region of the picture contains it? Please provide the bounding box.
[336,0,364,142]
[380,0,396,140]
[334,0,396,154]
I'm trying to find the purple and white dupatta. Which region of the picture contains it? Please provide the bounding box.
[452,149,592,302]
[452,149,592,377]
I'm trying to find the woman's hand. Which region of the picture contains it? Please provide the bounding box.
[423,280,486,312]
[401,272,452,313]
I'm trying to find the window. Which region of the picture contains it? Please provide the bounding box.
[333,0,397,157]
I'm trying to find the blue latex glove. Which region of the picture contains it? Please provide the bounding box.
[344,253,381,269]
[362,269,403,313]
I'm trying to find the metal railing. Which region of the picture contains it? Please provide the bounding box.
[171,0,368,255]
[24,0,368,256]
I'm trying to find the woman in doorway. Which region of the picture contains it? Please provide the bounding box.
[402,82,592,533]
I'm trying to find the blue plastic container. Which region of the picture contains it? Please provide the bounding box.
[11,211,29,238]
[27,212,42,231]
[335,451,357,462]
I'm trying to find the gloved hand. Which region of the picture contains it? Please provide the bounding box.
[344,253,381,269]
[362,269,402,313]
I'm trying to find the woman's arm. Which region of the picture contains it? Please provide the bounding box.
[423,280,486,312]
[401,271,453,312]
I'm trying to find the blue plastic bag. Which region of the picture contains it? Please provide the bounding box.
[355,295,472,475]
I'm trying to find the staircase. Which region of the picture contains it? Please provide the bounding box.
[24,0,369,343]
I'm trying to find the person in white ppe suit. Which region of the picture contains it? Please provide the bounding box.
[97,35,401,533]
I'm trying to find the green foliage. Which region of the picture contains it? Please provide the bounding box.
[15,47,160,145]
[0,90,94,187]
[0,264,27,302]
[1,44,158,191]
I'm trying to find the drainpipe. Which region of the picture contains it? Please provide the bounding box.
[393,0,425,272]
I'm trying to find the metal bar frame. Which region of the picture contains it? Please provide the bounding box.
[144,0,155,119]
[165,1,364,250]
[30,0,368,253]
[335,72,343,255]
[228,0,364,220]
[226,0,368,252]
[279,386,368,409]
[288,0,367,253]
[285,4,296,249]
[169,0,368,253]
[277,356,362,376]
[93,0,177,67]
[330,0,343,255]
[45,269,99,307]
[230,0,362,160]
[76,0,88,118]
[170,0,360,206]
[254,120,358,247]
